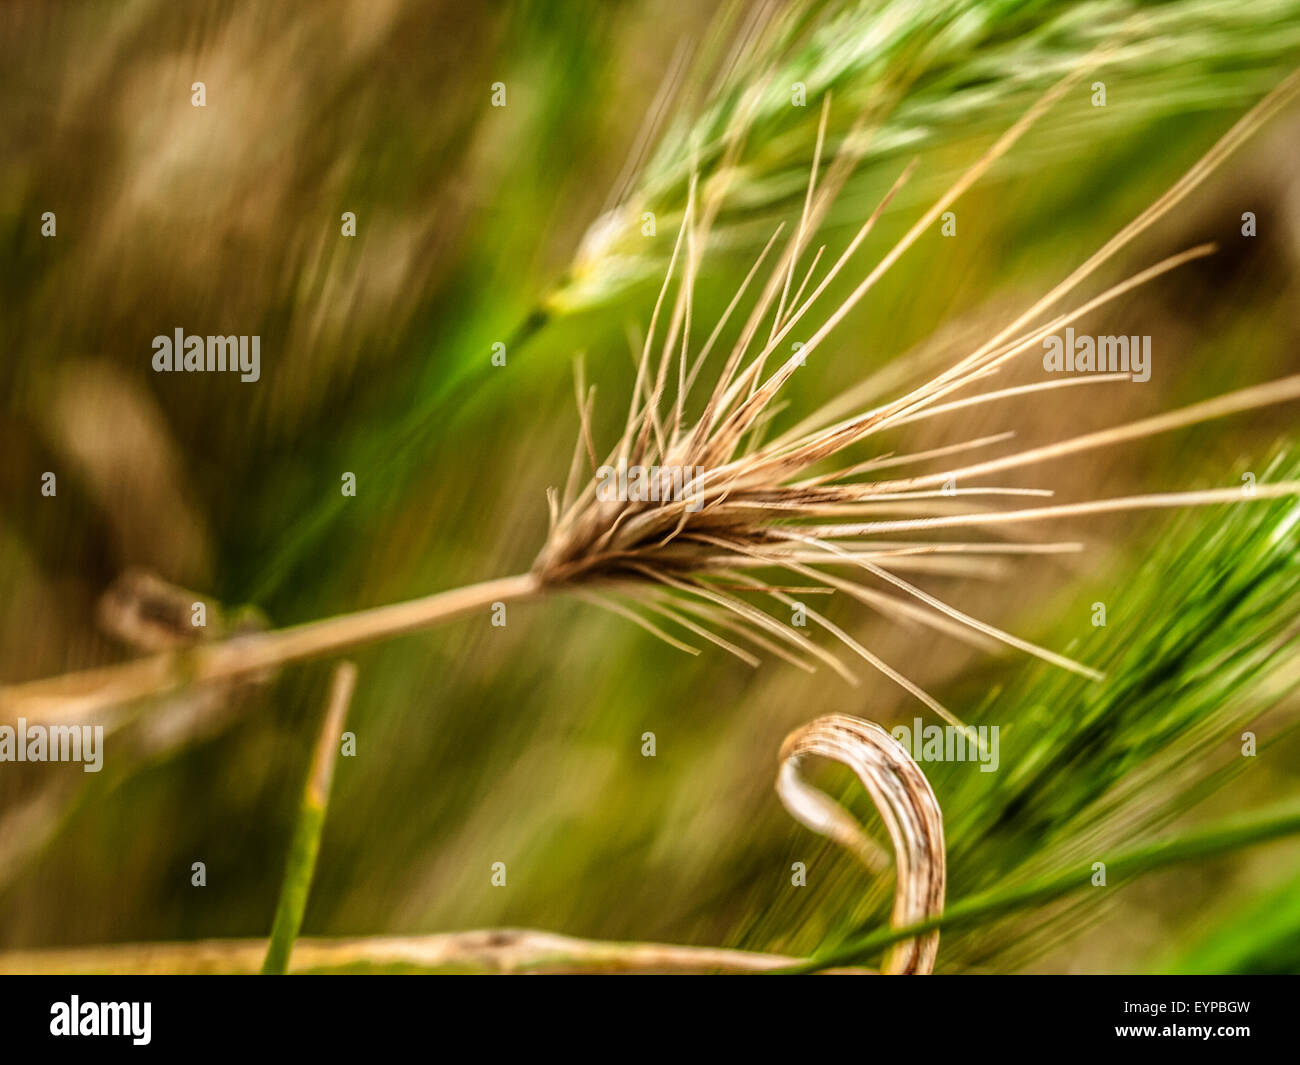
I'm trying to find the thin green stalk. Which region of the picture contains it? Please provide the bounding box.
[261,662,357,975]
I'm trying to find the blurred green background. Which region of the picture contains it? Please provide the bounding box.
[1,0,1299,973]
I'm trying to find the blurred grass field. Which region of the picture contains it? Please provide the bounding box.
[1,0,1299,973]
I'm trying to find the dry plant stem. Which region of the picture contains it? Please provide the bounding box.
[0,931,824,976]
[0,573,540,724]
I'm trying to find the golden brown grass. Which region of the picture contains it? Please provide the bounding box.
[4,65,1300,737]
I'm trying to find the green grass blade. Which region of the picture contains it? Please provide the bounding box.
[1157,861,1300,974]
[785,799,1300,973]
[260,662,357,976]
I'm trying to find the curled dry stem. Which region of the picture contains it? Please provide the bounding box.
[778,714,946,974]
